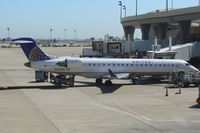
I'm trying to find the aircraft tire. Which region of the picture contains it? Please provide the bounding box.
[96,79,102,85]
[105,80,112,86]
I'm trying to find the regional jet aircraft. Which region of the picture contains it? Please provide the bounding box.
[13,38,199,86]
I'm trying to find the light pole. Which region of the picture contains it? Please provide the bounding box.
[136,0,138,16]
[118,1,122,20]
[166,0,168,12]
[171,0,173,10]
[74,30,76,42]
[64,29,67,42]
[7,27,10,40]
[123,5,126,17]
[50,28,53,42]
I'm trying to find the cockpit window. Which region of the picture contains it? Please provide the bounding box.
[185,63,190,66]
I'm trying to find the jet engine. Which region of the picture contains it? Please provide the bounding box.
[56,58,82,68]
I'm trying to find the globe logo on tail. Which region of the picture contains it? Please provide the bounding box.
[29,46,49,61]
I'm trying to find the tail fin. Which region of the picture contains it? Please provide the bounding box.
[12,38,50,61]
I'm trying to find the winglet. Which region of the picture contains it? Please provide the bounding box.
[108,69,117,78]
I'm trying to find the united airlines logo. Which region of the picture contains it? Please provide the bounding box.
[29,46,49,61]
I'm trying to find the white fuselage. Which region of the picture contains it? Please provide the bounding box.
[30,57,199,79]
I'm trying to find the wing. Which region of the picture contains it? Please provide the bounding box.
[102,69,130,79]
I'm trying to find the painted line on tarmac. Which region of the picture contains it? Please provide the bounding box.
[113,102,200,123]
[92,102,150,124]
[113,102,150,121]
[0,85,68,90]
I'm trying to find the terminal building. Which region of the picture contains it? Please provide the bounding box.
[83,6,200,66]
[121,6,200,44]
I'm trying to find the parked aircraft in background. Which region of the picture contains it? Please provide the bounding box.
[13,38,199,86]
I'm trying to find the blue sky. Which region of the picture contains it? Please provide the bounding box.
[0,0,199,40]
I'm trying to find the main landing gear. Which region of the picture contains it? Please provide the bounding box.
[96,78,102,85]
[105,80,112,87]
[95,79,113,86]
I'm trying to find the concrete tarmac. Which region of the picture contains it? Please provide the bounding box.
[0,46,200,133]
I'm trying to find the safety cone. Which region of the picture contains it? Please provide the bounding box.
[179,87,182,94]
[165,88,168,96]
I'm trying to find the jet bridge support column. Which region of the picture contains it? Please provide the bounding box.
[153,23,168,40]
[141,24,151,40]
[178,20,191,44]
[123,26,135,41]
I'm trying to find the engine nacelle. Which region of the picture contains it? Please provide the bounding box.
[56,58,82,68]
